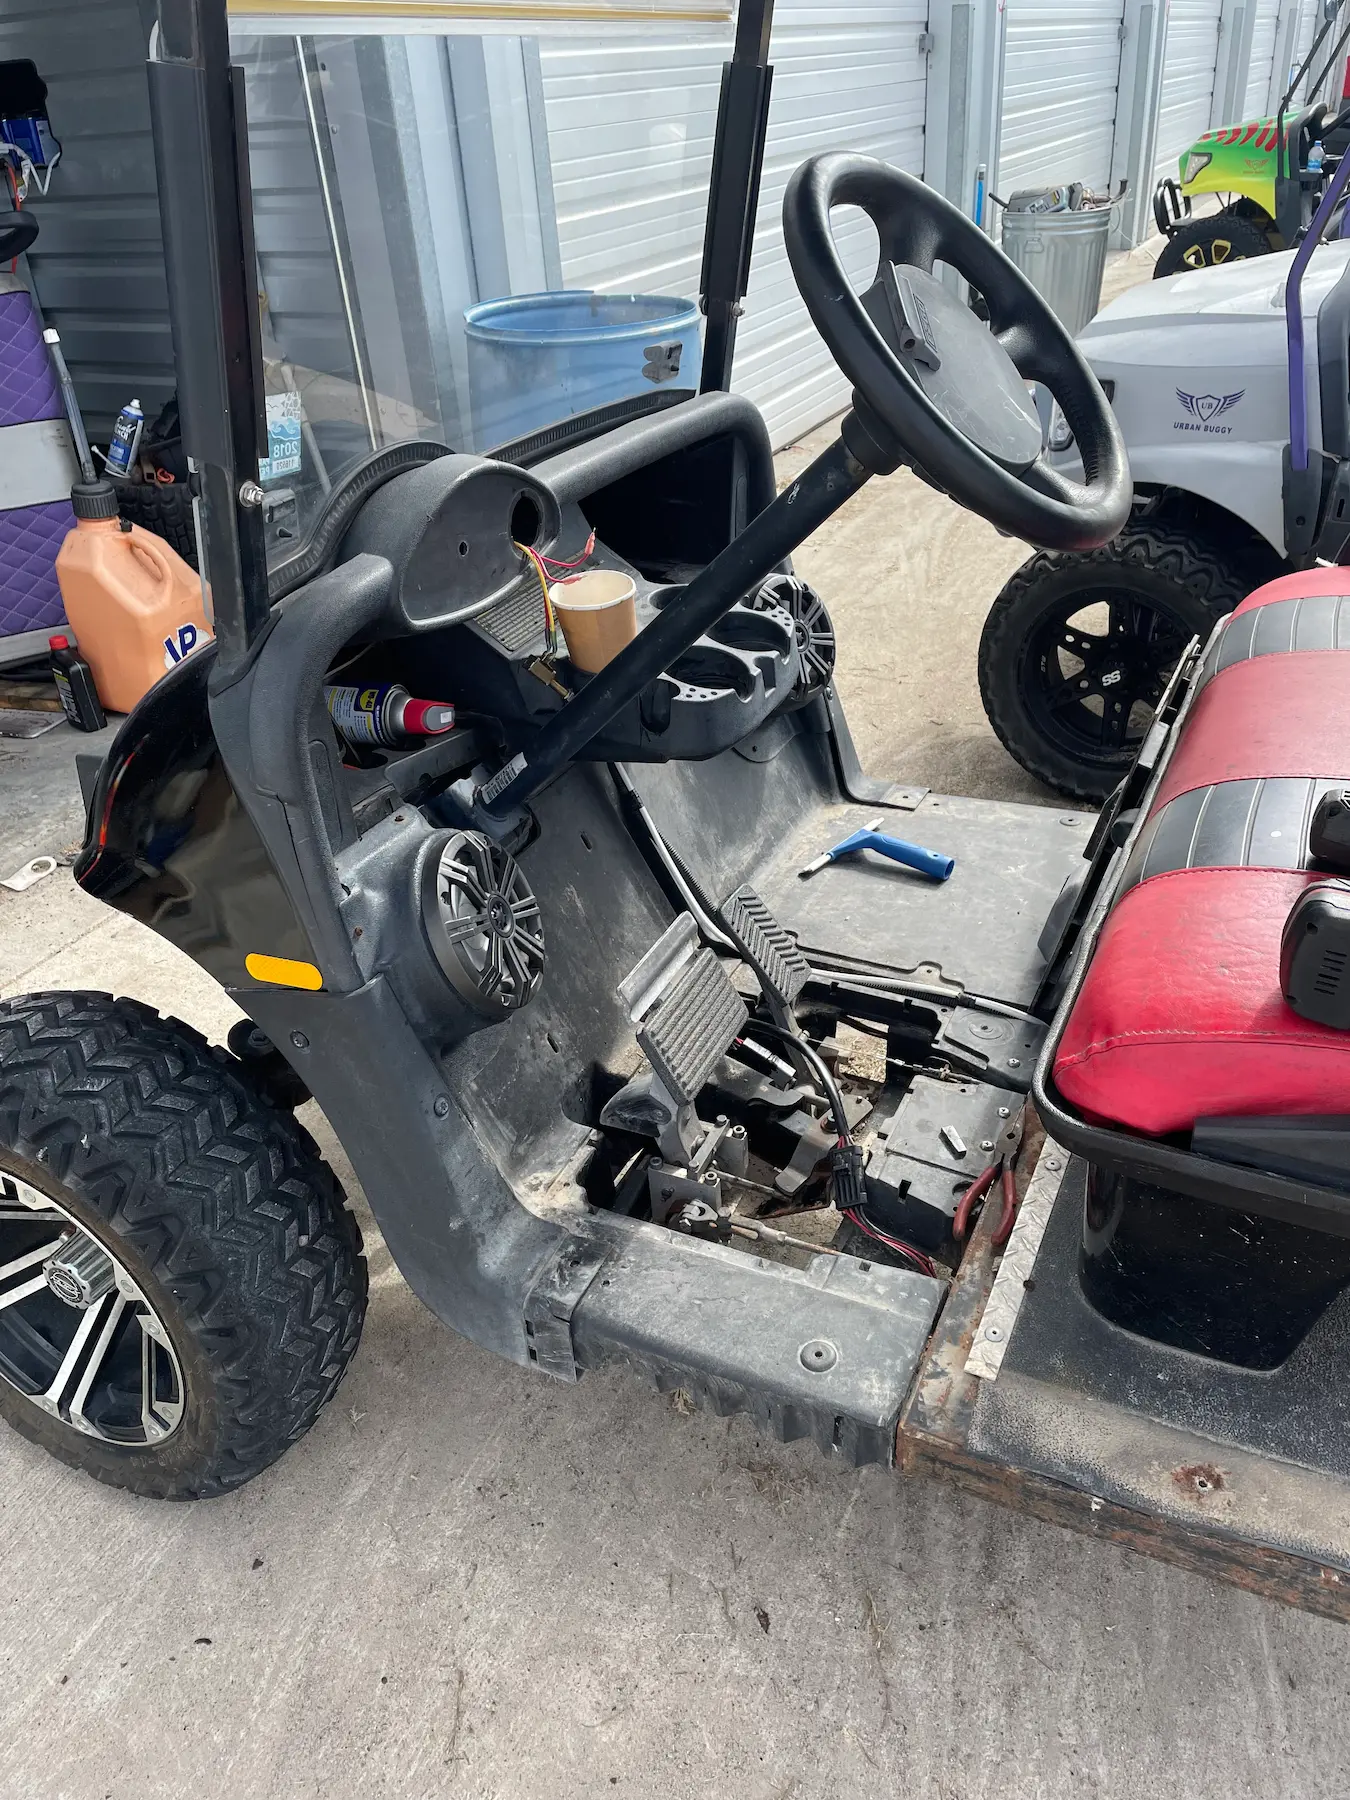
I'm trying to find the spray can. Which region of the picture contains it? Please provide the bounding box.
[325,682,456,748]
[49,635,106,732]
[104,397,144,477]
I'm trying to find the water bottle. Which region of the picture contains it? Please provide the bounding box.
[104,397,144,477]
[1308,141,1325,174]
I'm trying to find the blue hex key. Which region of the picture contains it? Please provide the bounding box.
[799,814,954,883]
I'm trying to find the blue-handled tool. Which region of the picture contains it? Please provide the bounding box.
[799,815,954,883]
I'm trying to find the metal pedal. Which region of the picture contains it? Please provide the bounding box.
[617,915,748,1110]
[718,884,810,1017]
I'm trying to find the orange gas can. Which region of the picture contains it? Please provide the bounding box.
[55,481,212,714]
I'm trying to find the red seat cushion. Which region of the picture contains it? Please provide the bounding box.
[1151,651,1350,813]
[1230,566,1350,618]
[1055,869,1350,1134]
[1053,566,1350,1137]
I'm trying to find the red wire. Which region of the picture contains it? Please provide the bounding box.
[842,1208,937,1278]
[535,530,596,571]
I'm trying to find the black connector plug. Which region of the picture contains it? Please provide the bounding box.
[829,1141,866,1213]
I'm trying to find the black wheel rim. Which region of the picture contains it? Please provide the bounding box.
[1018,589,1193,767]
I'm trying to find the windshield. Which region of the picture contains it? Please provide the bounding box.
[231,26,722,567]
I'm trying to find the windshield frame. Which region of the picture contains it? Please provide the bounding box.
[148,0,776,674]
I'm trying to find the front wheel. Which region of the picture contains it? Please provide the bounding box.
[0,992,367,1498]
[1153,209,1273,278]
[979,520,1265,801]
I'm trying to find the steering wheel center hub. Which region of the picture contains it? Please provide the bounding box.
[866,262,1044,471]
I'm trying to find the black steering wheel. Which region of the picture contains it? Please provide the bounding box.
[784,154,1131,552]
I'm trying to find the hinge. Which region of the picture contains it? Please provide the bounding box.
[1117,18,1127,41]
[918,29,936,53]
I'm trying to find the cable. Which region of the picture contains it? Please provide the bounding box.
[515,539,558,654]
[840,1208,937,1278]
[534,529,596,572]
[740,1020,940,1277]
[738,1018,850,1144]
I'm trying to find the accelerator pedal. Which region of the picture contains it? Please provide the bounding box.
[718,884,810,1027]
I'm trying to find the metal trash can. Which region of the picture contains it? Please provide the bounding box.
[998,197,1114,337]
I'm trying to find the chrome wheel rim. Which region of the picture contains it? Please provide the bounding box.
[0,1170,185,1446]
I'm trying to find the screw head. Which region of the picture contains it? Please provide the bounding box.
[1007,1057,1021,1068]
[238,479,265,508]
[997,1106,1011,1118]
[985,1325,1004,1341]
[433,1096,450,1118]
[980,1139,994,1152]
[799,1338,838,1372]
[289,1031,308,1050]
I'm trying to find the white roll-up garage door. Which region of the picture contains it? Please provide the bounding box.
[1244,0,1284,115]
[541,0,929,449]
[998,0,1127,195]
[1154,0,1224,184]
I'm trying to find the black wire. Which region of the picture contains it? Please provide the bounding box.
[742,1018,851,1143]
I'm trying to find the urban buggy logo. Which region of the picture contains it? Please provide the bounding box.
[162,621,212,670]
[1175,388,1244,435]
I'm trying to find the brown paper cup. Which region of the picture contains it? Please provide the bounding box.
[550,569,639,673]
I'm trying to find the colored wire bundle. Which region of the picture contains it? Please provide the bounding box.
[514,540,558,653]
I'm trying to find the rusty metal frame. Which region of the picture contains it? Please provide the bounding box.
[896,1131,1350,1624]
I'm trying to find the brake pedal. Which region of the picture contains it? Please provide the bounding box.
[718,884,810,1025]
[622,916,749,1107]
[603,917,748,1165]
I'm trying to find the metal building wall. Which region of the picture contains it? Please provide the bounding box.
[541,0,928,450]
[997,0,1127,195]
[2,0,167,442]
[1243,0,1284,113]
[1153,0,1224,183]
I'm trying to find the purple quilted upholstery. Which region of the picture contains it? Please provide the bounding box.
[0,290,60,428]
[0,499,72,637]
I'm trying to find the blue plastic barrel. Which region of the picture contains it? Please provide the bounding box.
[464,289,702,450]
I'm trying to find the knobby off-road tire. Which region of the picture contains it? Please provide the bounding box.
[0,991,367,1498]
[1153,209,1273,279]
[979,518,1267,801]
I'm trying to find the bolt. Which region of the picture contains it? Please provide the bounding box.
[290,1031,308,1050]
[1046,1158,1061,1171]
[984,1325,1003,1341]
[997,1106,1011,1119]
[980,1139,994,1152]
[649,1156,663,1167]
[1007,1057,1021,1068]
[238,479,265,508]
[433,1096,450,1119]
[716,1114,728,1127]
[660,1187,674,1202]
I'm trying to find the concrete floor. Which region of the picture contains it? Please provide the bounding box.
[4,249,1349,1798]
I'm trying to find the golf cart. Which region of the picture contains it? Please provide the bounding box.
[7,0,1350,1624]
[981,131,1350,801]
[1151,0,1350,278]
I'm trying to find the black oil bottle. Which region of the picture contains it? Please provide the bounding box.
[49,634,107,731]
